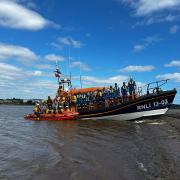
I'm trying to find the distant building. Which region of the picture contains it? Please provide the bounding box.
[0,98,42,105]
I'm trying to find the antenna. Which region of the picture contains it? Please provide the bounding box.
[79,61,83,89]
[68,45,72,87]
[54,60,60,87]
[80,75,82,90]
[56,59,58,69]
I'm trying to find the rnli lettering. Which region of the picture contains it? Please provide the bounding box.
[137,99,168,110]
[137,103,151,110]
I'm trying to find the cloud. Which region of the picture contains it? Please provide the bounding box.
[31,70,43,76]
[0,78,58,99]
[165,60,180,67]
[133,44,146,52]
[70,61,91,71]
[133,35,162,52]
[0,0,57,30]
[80,75,129,86]
[119,65,155,72]
[169,25,179,34]
[52,37,83,49]
[119,0,180,16]
[0,62,57,98]
[118,0,180,26]
[156,72,180,82]
[136,81,146,87]
[0,62,23,81]
[72,75,145,88]
[0,62,53,82]
[137,1,180,16]
[144,36,163,43]
[0,43,38,62]
[0,62,22,72]
[35,64,54,70]
[133,14,180,27]
[45,54,66,62]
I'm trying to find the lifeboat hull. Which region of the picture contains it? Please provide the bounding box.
[78,89,177,121]
[25,112,79,121]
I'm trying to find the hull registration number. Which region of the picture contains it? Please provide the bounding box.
[137,99,168,110]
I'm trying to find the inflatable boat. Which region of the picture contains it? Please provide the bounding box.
[25,112,79,121]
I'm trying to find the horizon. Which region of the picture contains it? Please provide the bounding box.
[0,0,179,104]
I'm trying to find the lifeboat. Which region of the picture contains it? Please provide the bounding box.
[25,112,79,121]
[24,63,177,121]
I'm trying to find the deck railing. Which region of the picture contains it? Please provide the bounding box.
[137,79,169,96]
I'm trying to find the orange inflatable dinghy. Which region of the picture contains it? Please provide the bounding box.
[25,112,79,121]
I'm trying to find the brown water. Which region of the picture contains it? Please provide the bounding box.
[0,105,180,180]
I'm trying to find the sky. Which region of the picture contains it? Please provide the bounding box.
[0,0,180,103]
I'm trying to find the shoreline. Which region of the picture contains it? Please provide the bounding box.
[0,103,34,106]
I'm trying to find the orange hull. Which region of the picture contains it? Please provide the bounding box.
[25,112,79,121]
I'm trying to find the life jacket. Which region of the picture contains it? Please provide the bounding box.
[97,91,102,97]
[99,92,102,97]
[34,106,40,113]
[72,95,77,103]
[114,86,119,92]
[121,85,128,94]
[61,97,65,103]
[128,81,135,91]
[82,95,87,105]
[109,88,113,93]
[47,98,52,105]
[34,106,38,113]
[128,81,134,86]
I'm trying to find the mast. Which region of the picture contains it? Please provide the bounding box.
[80,75,82,90]
[55,59,60,87]
[79,61,82,89]
[68,45,72,88]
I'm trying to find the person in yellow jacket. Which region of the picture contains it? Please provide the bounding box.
[71,94,77,112]
[46,96,53,109]
[34,103,41,117]
[72,94,77,103]
[61,96,66,108]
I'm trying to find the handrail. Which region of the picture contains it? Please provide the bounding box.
[146,79,169,94]
[137,79,170,96]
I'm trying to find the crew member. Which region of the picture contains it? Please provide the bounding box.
[71,94,77,112]
[52,99,57,114]
[66,94,71,110]
[34,103,41,117]
[121,82,128,102]
[96,89,102,105]
[113,83,120,105]
[114,83,120,100]
[57,85,63,95]
[46,96,53,109]
[128,78,136,100]
[82,93,87,110]
[89,92,94,110]
[57,96,63,113]
[64,100,70,112]
[109,86,114,106]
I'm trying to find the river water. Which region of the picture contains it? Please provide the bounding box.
[0,105,180,180]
